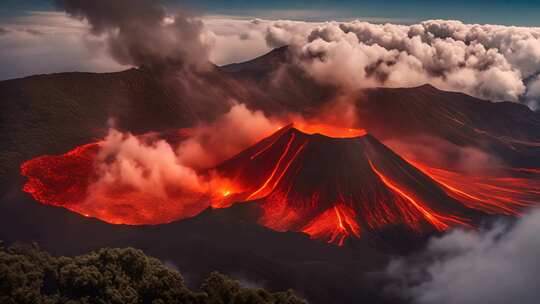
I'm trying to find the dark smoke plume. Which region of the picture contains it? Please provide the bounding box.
[55,0,210,70]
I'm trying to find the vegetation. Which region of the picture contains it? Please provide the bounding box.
[0,241,305,304]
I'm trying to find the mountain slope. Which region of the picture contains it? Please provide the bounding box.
[0,67,245,192]
[3,46,540,194]
[222,47,540,167]
[215,126,485,245]
[356,85,540,167]
[0,191,394,304]
[2,46,540,304]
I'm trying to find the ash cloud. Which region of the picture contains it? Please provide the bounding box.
[386,208,540,304]
[257,19,540,105]
[54,0,210,70]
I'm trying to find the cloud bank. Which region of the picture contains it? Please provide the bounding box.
[2,9,540,107]
[248,19,540,105]
[0,12,127,80]
[386,208,540,304]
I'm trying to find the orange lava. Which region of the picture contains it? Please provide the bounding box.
[302,204,361,246]
[20,143,100,207]
[19,125,540,246]
[21,141,212,225]
[406,160,540,216]
[368,160,469,230]
[247,133,299,200]
[292,122,366,138]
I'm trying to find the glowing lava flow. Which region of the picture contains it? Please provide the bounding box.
[20,143,100,207]
[20,139,214,225]
[222,126,481,245]
[302,204,361,246]
[367,160,469,230]
[246,133,298,200]
[405,159,540,216]
[20,124,540,246]
[292,122,367,138]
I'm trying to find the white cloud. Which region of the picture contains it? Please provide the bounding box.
[386,208,540,304]
[2,11,540,107]
[0,12,128,80]
[205,17,540,104]
[266,19,540,103]
[203,18,271,65]
[526,75,540,110]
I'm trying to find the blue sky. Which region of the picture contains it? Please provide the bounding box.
[1,0,540,26]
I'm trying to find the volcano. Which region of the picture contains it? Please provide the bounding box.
[20,123,539,246]
[7,47,540,248]
[213,125,480,245]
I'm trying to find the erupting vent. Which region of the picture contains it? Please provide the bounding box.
[21,125,539,245]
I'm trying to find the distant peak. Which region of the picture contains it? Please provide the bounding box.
[416,83,439,91]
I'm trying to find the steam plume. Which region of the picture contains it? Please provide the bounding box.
[80,103,280,223]
[54,0,210,70]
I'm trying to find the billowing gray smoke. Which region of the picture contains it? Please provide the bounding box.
[54,0,210,70]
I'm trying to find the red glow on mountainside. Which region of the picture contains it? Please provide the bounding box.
[368,160,469,230]
[292,122,366,138]
[20,125,540,245]
[20,141,211,225]
[247,134,308,200]
[406,159,539,216]
[302,204,361,246]
[20,143,100,207]
[247,133,298,200]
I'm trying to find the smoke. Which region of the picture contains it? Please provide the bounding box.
[82,103,280,223]
[286,93,361,130]
[176,103,282,169]
[386,208,540,304]
[54,0,211,70]
[92,129,207,198]
[83,97,363,223]
[255,19,540,105]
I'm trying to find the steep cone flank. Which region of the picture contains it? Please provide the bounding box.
[214,126,475,245]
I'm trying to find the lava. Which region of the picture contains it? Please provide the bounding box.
[20,124,540,245]
[246,133,299,200]
[217,126,480,244]
[367,160,468,230]
[302,204,361,246]
[406,159,540,216]
[20,137,212,225]
[20,143,100,207]
[292,122,367,138]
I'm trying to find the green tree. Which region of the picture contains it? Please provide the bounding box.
[0,242,306,304]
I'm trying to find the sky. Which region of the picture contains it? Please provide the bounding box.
[1,0,540,26]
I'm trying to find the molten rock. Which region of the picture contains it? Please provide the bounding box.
[21,125,539,245]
